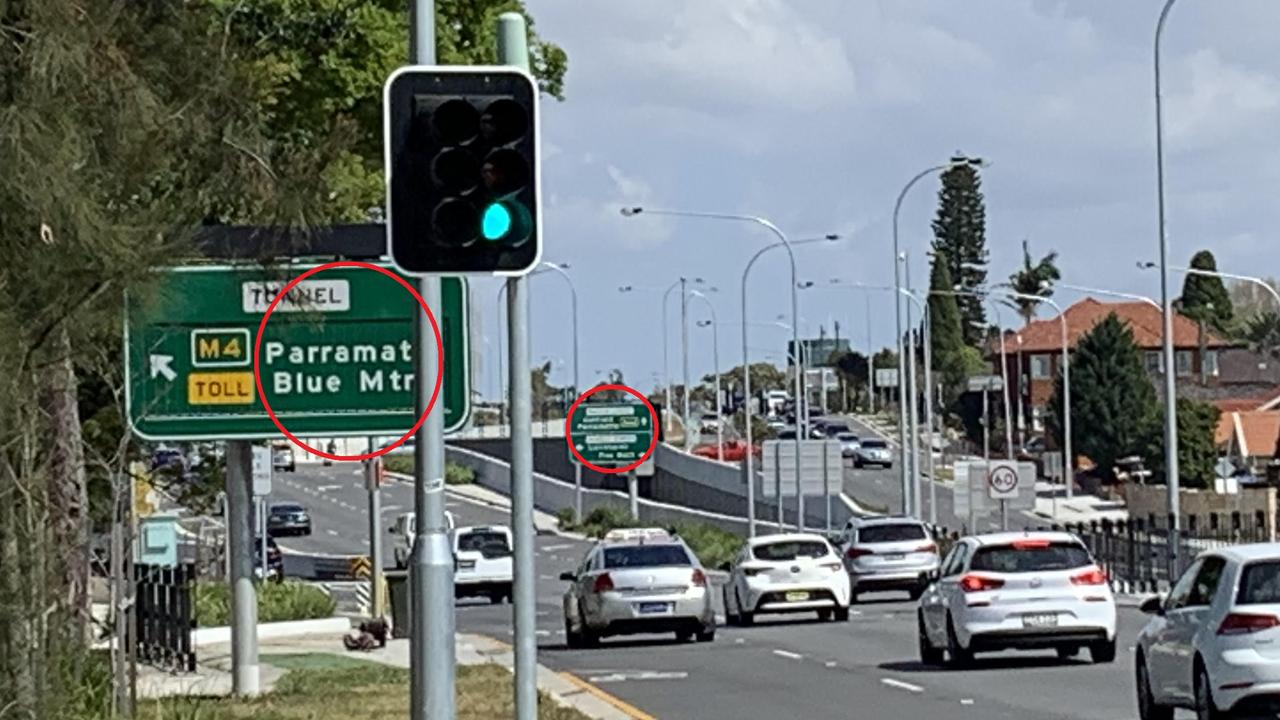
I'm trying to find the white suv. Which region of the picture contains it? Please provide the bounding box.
[917,531,1116,667]
[452,525,514,604]
[1135,543,1280,720]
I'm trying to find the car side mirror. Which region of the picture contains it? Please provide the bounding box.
[1139,595,1164,616]
[559,571,576,582]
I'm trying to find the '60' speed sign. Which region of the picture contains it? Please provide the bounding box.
[987,462,1020,499]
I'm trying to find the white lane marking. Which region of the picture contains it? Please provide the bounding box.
[587,671,688,684]
[824,661,837,668]
[539,575,555,581]
[733,638,744,645]
[317,484,342,492]
[534,630,550,637]
[326,529,339,537]
[383,505,403,512]
[772,650,803,660]
[960,699,974,705]
[880,678,923,693]
[541,543,572,552]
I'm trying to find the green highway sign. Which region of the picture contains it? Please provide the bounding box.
[568,402,655,467]
[125,264,469,441]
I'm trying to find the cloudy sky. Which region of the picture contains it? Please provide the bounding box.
[473,0,1280,401]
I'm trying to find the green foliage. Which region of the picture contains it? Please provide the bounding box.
[931,160,989,345]
[1001,239,1060,324]
[731,409,776,441]
[1046,314,1159,479]
[195,580,336,627]
[381,456,474,485]
[1143,399,1221,490]
[927,252,969,407]
[559,506,745,569]
[1179,250,1234,334]
[1243,310,1280,360]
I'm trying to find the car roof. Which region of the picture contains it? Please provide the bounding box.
[852,515,925,528]
[454,525,511,535]
[748,532,831,547]
[271,502,304,510]
[1206,543,1280,563]
[966,531,1082,547]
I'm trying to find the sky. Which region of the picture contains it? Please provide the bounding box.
[472,0,1280,402]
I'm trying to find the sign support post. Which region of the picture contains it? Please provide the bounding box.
[365,440,385,618]
[628,469,639,520]
[226,441,259,695]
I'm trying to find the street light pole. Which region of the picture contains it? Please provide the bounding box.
[693,294,723,460]
[541,262,582,521]
[899,288,934,524]
[902,253,920,517]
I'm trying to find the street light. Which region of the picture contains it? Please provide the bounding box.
[1139,263,1280,310]
[497,263,559,424]
[690,291,723,461]
[891,155,986,517]
[623,206,832,534]
[539,261,583,521]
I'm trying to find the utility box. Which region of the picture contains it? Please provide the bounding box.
[136,514,179,566]
[386,569,411,639]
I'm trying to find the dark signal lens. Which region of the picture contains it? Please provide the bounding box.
[432,148,480,193]
[480,98,529,144]
[432,199,478,246]
[431,99,480,145]
[480,148,529,195]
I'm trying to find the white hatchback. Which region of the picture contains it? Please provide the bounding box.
[917,532,1117,667]
[721,533,851,625]
[1135,543,1280,720]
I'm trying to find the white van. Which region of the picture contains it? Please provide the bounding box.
[390,510,456,568]
[452,525,514,603]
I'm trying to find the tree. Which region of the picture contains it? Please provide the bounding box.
[1244,311,1280,361]
[1227,277,1280,325]
[1002,239,1060,443]
[1143,399,1220,490]
[1045,314,1160,481]
[1179,250,1234,334]
[926,251,968,408]
[931,158,989,345]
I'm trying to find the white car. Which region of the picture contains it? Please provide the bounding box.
[390,510,456,568]
[1135,543,1280,720]
[721,533,850,625]
[917,531,1116,667]
[452,525,514,604]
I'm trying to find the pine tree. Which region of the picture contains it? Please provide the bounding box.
[930,159,989,345]
[926,251,968,407]
[1046,314,1160,480]
[1143,399,1220,489]
[1179,250,1234,333]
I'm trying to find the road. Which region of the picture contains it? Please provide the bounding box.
[264,460,1157,720]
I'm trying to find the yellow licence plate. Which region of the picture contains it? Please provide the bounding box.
[785,591,810,602]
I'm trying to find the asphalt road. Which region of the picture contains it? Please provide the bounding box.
[266,460,1158,720]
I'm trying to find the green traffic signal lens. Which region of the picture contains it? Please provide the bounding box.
[481,202,513,241]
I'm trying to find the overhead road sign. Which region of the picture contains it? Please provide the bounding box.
[125,264,469,441]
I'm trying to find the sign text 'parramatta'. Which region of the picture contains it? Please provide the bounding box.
[125,265,468,441]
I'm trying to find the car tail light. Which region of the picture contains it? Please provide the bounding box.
[845,547,874,559]
[1011,539,1051,550]
[959,574,1005,593]
[592,573,614,593]
[691,569,706,587]
[1070,568,1108,586]
[914,543,937,554]
[1218,612,1280,635]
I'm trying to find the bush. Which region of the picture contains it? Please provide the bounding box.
[380,457,474,485]
[557,505,744,570]
[194,580,336,627]
[382,455,412,475]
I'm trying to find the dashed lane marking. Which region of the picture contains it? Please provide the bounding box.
[541,543,572,552]
[560,673,659,720]
[586,671,688,684]
[317,484,343,492]
[326,529,339,537]
[960,699,974,705]
[772,650,803,660]
[824,661,838,668]
[880,678,924,693]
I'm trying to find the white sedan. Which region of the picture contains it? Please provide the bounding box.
[1135,543,1280,720]
[917,531,1116,667]
[721,533,851,625]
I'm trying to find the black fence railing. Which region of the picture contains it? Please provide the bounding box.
[133,563,196,673]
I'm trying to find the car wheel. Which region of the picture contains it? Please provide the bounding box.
[817,609,833,622]
[918,613,945,666]
[907,585,925,602]
[853,460,863,469]
[723,588,738,626]
[736,590,754,626]
[834,606,850,622]
[1136,654,1174,720]
[675,630,694,643]
[945,614,973,668]
[1090,638,1117,664]
[695,627,715,643]
[1195,661,1227,720]
[565,619,583,649]
[488,593,503,605]
[1056,646,1079,660]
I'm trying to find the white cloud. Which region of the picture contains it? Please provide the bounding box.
[1165,48,1280,149]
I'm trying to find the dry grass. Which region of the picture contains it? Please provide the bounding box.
[137,655,590,720]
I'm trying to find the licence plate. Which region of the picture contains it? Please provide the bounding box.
[637,602,671,614]
[458,561,476,570]
[1022,613,1058,628]
[884,553,906,561]
[785,591,810,602]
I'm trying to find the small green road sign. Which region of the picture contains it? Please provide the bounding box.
[125,264,469,441]
[568,402,655,467]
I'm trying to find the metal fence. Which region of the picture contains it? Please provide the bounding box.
[133,563,196,673]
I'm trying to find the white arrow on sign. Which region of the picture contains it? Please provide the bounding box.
[149,354,176,381]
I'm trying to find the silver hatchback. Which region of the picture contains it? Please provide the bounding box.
[561,528,716,647]
[840,517,940,602]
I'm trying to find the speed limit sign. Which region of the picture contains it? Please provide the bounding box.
[987,462,1020,499]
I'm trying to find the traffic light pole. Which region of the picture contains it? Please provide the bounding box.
[226,441,259,696]
[407,2,456,720]
[497,14,539,720]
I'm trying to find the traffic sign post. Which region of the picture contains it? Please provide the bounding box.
[988,461,1019,531]
[567,402,656,468]
[125,264,469,441]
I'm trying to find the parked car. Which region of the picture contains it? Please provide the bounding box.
[839,516,938,601]
[822,421,852,438]
[721,533,850,625]
[692,440,759,462]
[852,438,893,469]
[837,432,861,458]
[267,503,312,537]
[561,528,715,647]
[391,510,457,568]
[453,525,514,604]
[917,532,1116,668]
[272,442,295,472]
[1134,543,1280,719]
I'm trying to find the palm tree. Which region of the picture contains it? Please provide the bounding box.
[1244,310,1280,361]
[1001,239,1061,449]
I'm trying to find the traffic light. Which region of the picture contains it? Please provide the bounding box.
[384,66,540,274]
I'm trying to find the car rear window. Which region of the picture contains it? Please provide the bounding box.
[858,524,927,543]
[1238,561,1280,605]
[861,440,887,449]
[272,504,303,513]
[752,541,830,561]
[457,531,511,559]
[969,542,1091,573]
[602,544,692,569]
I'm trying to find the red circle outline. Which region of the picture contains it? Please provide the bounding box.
[251,261,444,463]
[563,384,659,474]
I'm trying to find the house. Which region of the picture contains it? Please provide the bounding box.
[1216,410,1280,474]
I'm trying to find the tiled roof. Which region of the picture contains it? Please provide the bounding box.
[1008,298,1231,354]
[1216,410,1280,459]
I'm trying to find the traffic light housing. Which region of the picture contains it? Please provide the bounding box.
[384,66,540,274]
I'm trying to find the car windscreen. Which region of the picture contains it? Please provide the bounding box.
[752,541,830,561]
[456,531,511,559]
[602,544,691,569]
[969,542,1091,573]
[860,440,887,449]
[857,524,927,543]
[837,434,859,441]
[1237,561,1280,605]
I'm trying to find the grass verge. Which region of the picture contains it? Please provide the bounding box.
[140,657,591,720]
[381,457,475,485]
[558,505,744,569]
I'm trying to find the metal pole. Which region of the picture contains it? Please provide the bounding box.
[226,441,259,696]
[258,497,267,580]
[866,291,875,414]
[497,284,507,424]
[498,15,537,720]
[661,280,680,434]
[712,317,723,460]
[905,258,919,518]
[1154,0,1181,570]
[366,439,384,619]
[545,264,582,520]
[1059,310,1073,501]
[1001,500,1008,532]
[922,301,935,526]
[681,277,692,450]
[111,475,128,718]
[409,3,455,718]
[992,304,1014,460]
[983,383,990,462]
[628,469,639,520]
[741,263,756,537]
